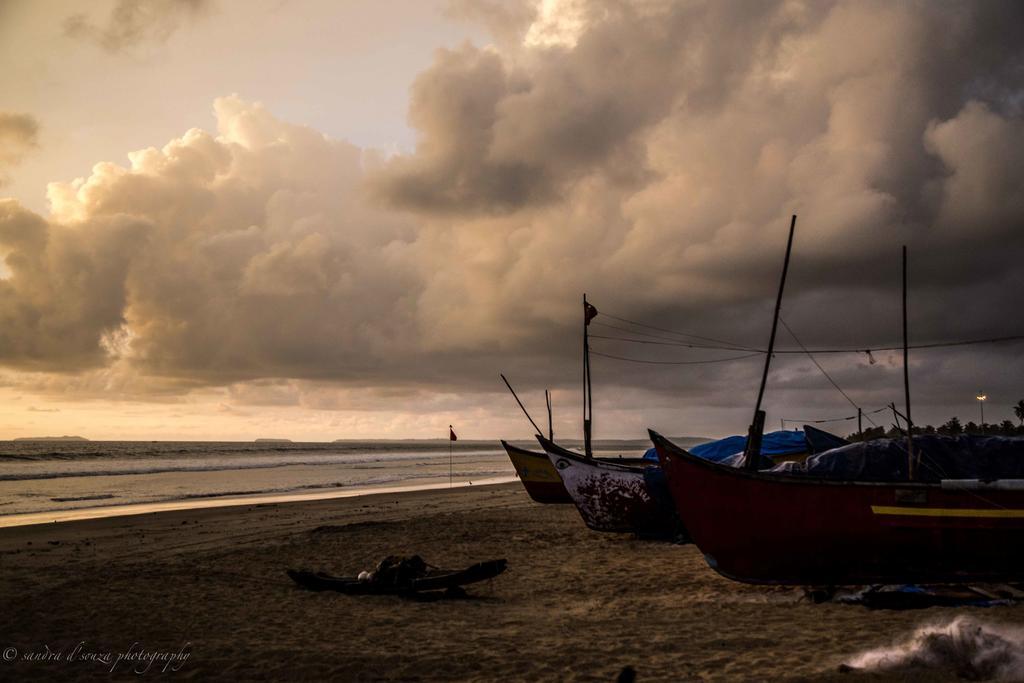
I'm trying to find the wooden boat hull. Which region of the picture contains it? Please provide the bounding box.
[501,440,572,504]
[537,436,678,536]
[650,430,1024,585]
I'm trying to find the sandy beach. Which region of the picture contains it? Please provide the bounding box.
[0,483,1020,681]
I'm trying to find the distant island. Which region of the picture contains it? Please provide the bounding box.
[13,435,89,442]
[255,438,293,443]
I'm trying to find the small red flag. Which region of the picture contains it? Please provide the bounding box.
[449,426,458,442]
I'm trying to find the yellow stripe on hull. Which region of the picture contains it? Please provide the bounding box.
[871,505,1024,519]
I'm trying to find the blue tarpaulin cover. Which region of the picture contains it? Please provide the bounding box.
[770,435,1024,482]
[804,424,851,454]
[643,429,808,463]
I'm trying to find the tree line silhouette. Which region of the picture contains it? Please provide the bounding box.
[847,399,1024,440]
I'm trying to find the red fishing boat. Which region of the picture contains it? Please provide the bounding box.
[501,440,573,504]
[537,435,679,537]
[650,429,1024,585]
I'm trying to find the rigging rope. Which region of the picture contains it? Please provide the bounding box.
[589,322,757,350]
[780,406,889,427]
[589,350,763,365]
[597,311,750,349]
[591,329,1024,355]
[589,332,759,352]
[592,307,1024,355]
[779,316,878,428]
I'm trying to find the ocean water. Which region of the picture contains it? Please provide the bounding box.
[0,439,656,521]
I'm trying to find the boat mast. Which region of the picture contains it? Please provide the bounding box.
[743,215,797,469]
[583,293,593,457]
[500,373,544,436]
[546,389,553,441]
[902,246,915,479]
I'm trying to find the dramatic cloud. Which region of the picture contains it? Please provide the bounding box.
[370,0,1024,418]
[3,0,1024,435]
[1,97,426,386]
[0,113,39,185]
[64,0,211,52]
[0,199,147,370]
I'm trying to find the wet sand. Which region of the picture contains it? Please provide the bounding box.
[0,475,517,527]
[0,483,1019,681]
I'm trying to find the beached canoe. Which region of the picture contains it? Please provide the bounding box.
[537,435,679,537]
[501,440,573,504]
[650,429,1024,585]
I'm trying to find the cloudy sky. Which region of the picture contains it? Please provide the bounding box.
[0,0,1022,441]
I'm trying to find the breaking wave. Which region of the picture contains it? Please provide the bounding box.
[0,457,439,482]
[843,616,1024,681]
[0,438,522,519]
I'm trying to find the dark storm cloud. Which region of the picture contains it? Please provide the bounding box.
[373,0,1024,427]
[64,0,211,52]
[0,112,39,185]
[376,1,821,215]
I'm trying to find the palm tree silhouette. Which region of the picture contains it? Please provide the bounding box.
[1016,400,1024,427]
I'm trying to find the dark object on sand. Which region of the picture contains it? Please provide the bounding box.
[651,430,1024,585]
[616,665,637,682]
[808,583,1024,610]
[287,555,507,595]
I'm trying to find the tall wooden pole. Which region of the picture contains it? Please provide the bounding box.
[858,407,863,440]
[744,215,797,469]
[449,425,453,488]
[583,294,593,458]
[902,246,915,480]
[582,294,587,455]
[586,313,594,457]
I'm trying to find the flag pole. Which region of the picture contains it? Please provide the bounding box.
[582,294,597,457]
[449,425,453,488]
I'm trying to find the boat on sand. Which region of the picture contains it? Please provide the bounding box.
[650,429,1024,585]
[537,435,680,537]
[501,440,573,504]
